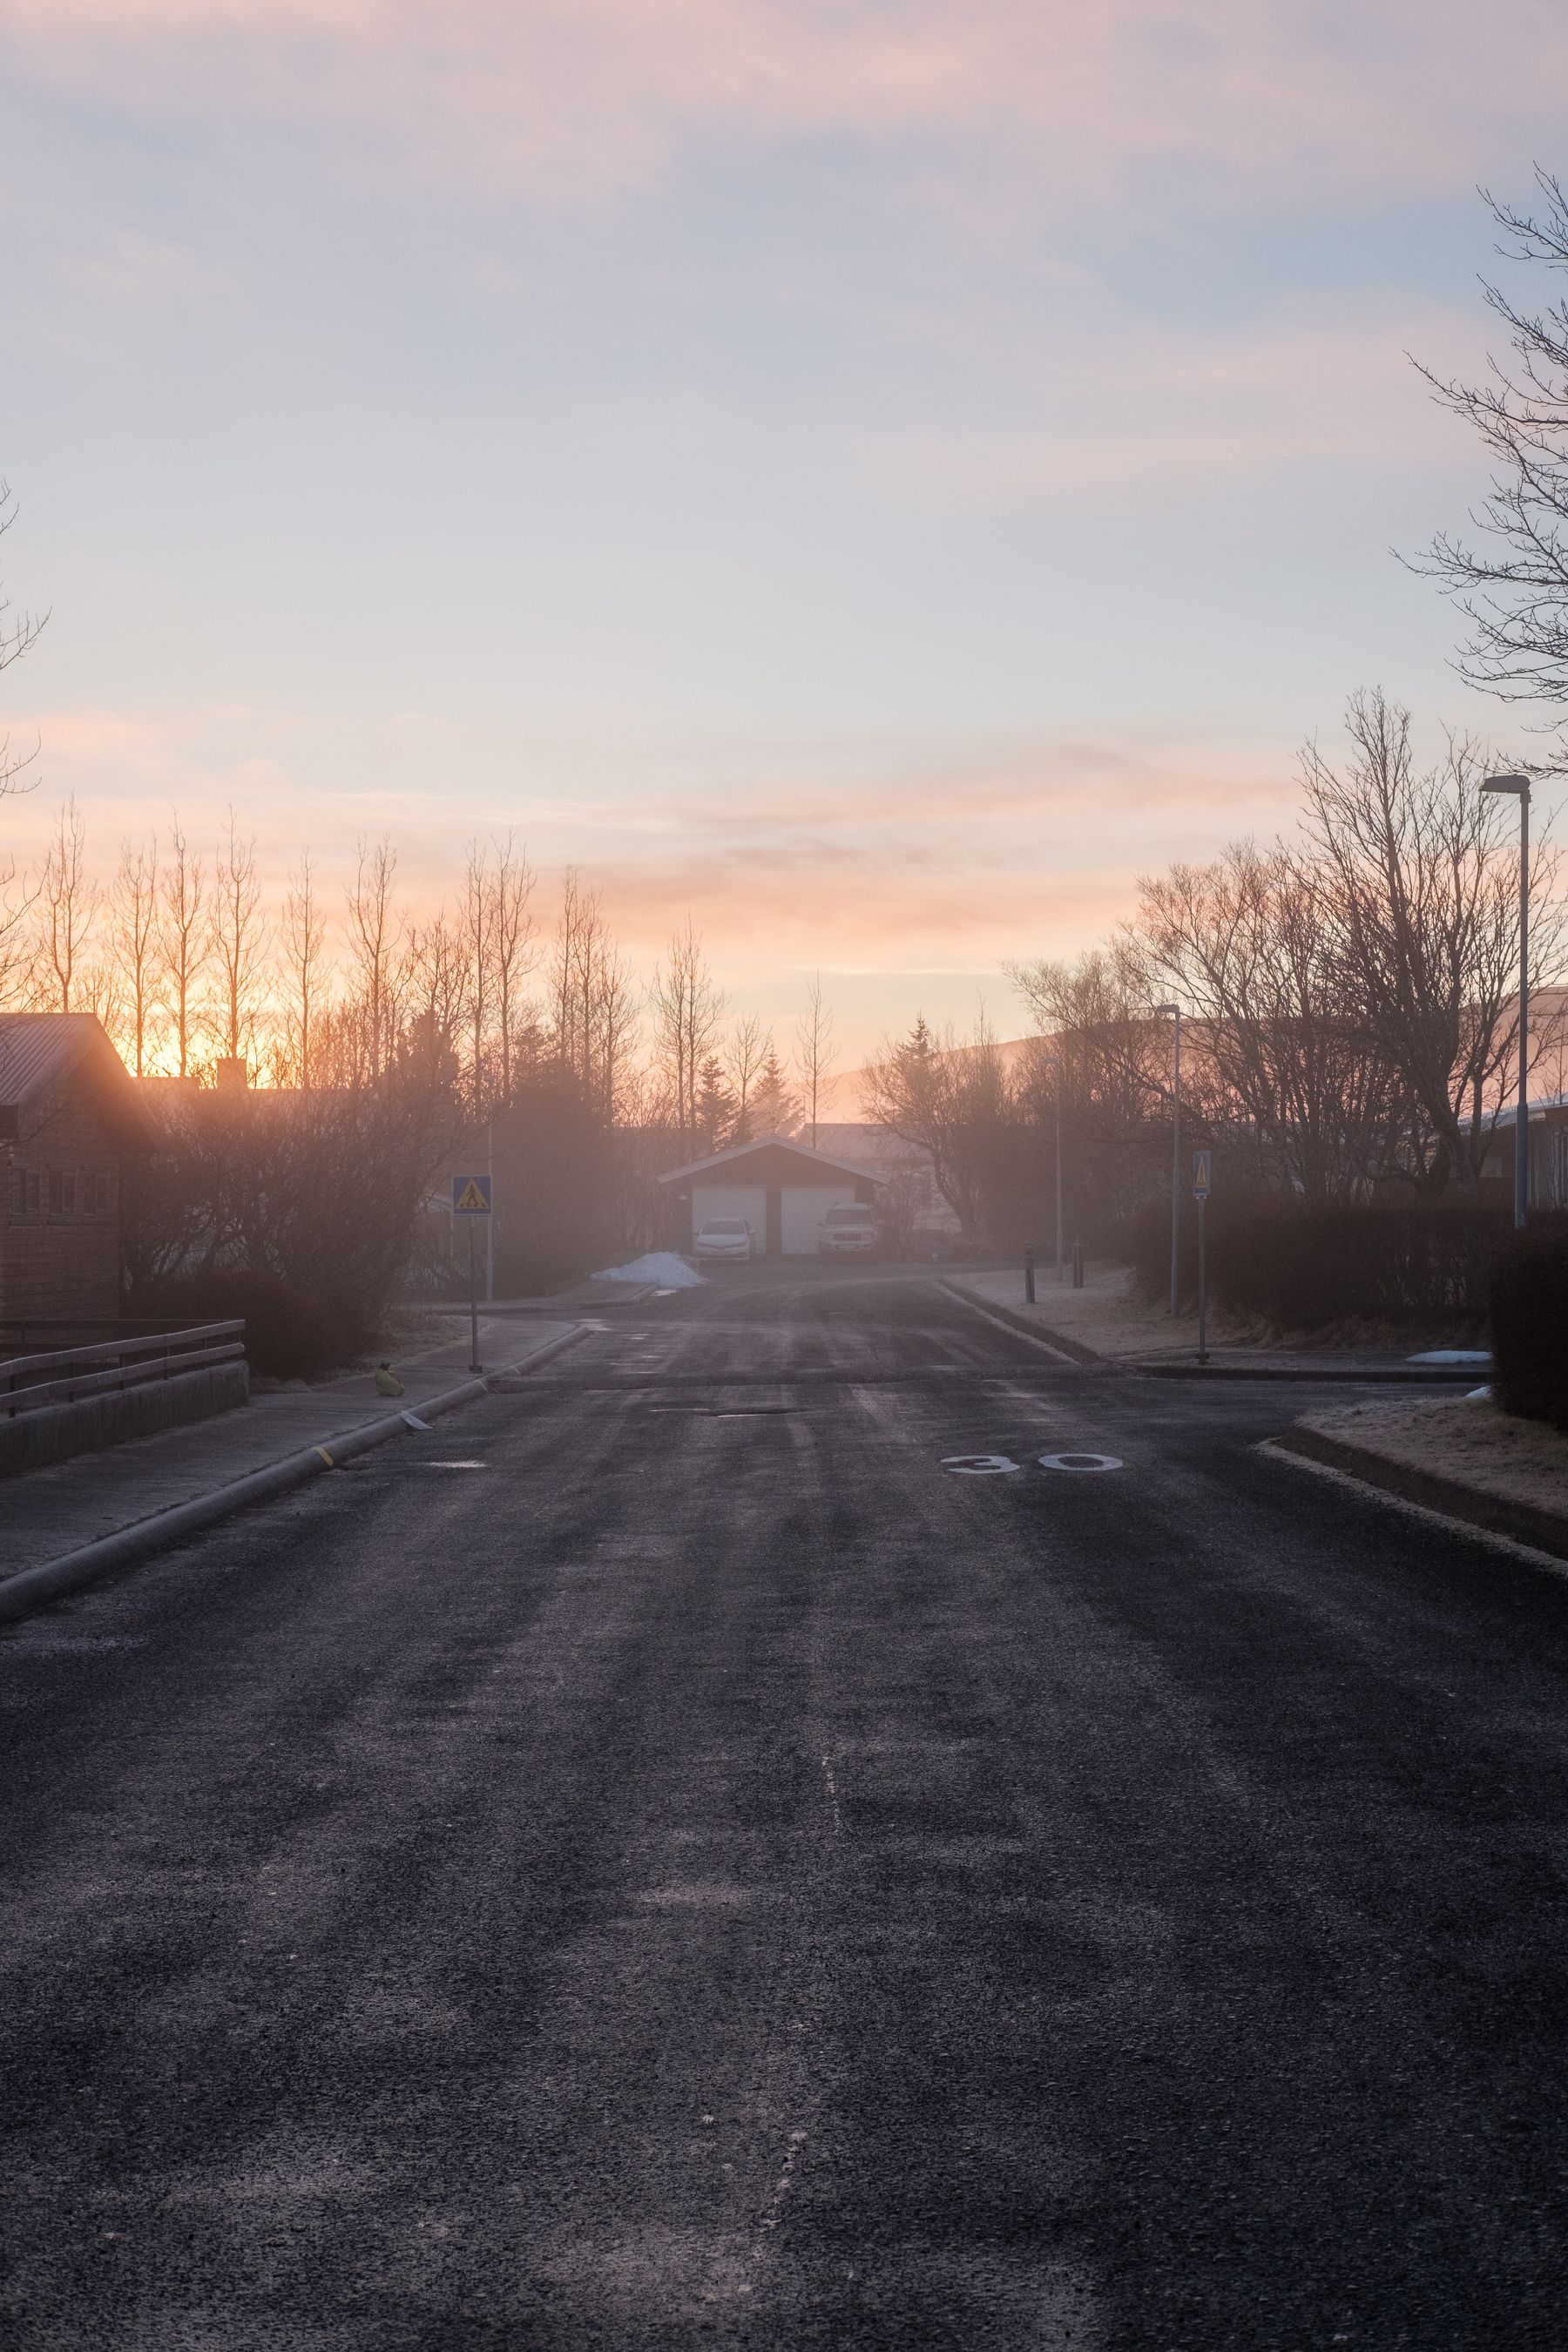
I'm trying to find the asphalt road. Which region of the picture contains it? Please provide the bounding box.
[4,1269,1568,2351]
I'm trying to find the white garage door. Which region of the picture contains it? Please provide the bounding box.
[692,1182,767,1245]
[780,1183,855,1255]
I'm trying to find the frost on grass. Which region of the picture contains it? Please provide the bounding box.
[591,1252,707,1288]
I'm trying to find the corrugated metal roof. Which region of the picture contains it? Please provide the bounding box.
[0,1013,159,1145]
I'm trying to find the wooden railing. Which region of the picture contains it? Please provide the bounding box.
[0,1324,247,1419]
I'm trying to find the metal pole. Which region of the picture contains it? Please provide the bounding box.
[1054,1088,1064,1281]
[1517,792,1531,1228]
[1024,1239,1036,1305]
[1197,1195,1208,1367]
[1169,1010,1182,1316]
[468,1220,481,1373]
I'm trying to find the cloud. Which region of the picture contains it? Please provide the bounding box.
[6,1,1568,208]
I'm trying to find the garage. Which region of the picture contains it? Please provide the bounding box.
[690,1181,767,1245]
[659,1135,882,1259]
[780,1183,855,1257]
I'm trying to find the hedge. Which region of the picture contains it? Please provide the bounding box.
[1126,1191,1508,1334]
[1488,1218,1568,1430]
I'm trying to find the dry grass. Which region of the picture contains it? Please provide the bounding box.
[1301,1394,1568,1520]
[953,1263,1265,1359]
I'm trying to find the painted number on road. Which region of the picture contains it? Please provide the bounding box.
[942,1454,1021,1476]
[1037,1452,1123,1473]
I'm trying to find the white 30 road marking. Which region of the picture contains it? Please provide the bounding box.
[942,1454,1021,1476]
[1038,1451,1123,1473]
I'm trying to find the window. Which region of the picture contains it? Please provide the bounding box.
[24,1170,38,1214]
[46,1171,77,1217]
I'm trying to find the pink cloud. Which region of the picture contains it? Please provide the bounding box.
[6,2,1567,206]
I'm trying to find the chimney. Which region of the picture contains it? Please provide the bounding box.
[214,1058,249,1092]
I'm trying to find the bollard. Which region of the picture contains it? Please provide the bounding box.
[1071,1240,1085,1290]
[1024,1240,1037,1304]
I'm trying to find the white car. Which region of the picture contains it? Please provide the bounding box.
[819,1203,879,1256]
[694,1216,754,1262]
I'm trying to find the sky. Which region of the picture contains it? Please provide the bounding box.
[3,0,1567,1061]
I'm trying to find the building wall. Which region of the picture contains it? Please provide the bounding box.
[1,1076,124,1324]
[672,1145,877,1256]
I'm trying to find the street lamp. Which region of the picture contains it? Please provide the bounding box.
[1155,1003,1181,1314]
[1483,773,1532,1227]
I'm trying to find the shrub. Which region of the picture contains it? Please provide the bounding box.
[134,1268,345,1380]
[1489,1218,1568,1429]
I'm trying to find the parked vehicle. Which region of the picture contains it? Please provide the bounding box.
[694,1217,754,1262]
[819,1203,879,1256]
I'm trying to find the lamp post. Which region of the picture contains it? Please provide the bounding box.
[1155,1003,1181,1314]
[1054,1042,1065,1282]
[1483,773,1532,1227]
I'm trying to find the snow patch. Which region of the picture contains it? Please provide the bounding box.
[1408,1349,1492,1366]
[591,1252,707,1288]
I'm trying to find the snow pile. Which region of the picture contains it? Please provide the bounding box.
[591,1252,706,1288]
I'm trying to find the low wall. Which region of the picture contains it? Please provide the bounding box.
[0,1361,250,1479]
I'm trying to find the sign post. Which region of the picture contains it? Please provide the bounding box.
[1191,1149,1212,1366]
[452,1175,493,1372]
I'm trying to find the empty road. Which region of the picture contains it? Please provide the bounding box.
[3,1271,1568,2349]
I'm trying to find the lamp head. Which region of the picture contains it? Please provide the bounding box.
[1153,1002,1180,1017]
[1484,772,1531,796]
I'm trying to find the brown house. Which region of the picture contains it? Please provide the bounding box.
[658,1133,883,1257]
[0,1014,160,1326]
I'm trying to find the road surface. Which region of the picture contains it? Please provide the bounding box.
[3,1270,1568,2349]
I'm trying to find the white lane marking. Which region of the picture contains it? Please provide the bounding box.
[401,1410,431,1429]
[1038,1451,1122,1473]
[821,1756,843,1836]
[943,1453,1021,1475]
[422,1460,486,1470]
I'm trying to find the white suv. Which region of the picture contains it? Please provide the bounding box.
[819,1203,878,1256]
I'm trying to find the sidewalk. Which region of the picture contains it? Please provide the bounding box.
[945,1265,1484,1382]
[0,1314,580,1596]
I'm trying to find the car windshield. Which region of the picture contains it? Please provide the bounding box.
[703,1220,748,1234]
[826,1206,871,1225]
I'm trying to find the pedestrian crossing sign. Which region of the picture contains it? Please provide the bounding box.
[1191,1149,1212,1200]
[452,1175,492,1216]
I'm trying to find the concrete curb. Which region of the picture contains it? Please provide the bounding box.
[937,1282,1105,1367]
[0,1324,587,1628]
[1264,1425,1568,1565]
[1140,1361,1480,1385]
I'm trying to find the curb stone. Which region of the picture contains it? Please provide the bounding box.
[936,1281,1105,1367]
[0,1324,588,1628]
[1265,1423,1568,1565]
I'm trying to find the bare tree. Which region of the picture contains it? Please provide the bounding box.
[648,917,727,1150]
[726,1014,767,1142]
[861,1014,1007,1237]
[1300,689,1563,1191]
[345,835,402,1083]
[1411,172,1568,713]
[160,815,210,1078]
[109,835,160,1075]
[459,838,491,1112]
[211,807,267,1065]
[280,850,329,1090]
[1130,841,1402,1200]
[548,870,639,1118]
[489,832,537,1110]
[794,974,838,1148]
[35,795,96,1013]
[0,481,47,800]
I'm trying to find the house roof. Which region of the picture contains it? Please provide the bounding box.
[0,1014,161,1149]
[656,1132,887,1186]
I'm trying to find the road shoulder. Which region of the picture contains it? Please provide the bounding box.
[0,1321,586,1625]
